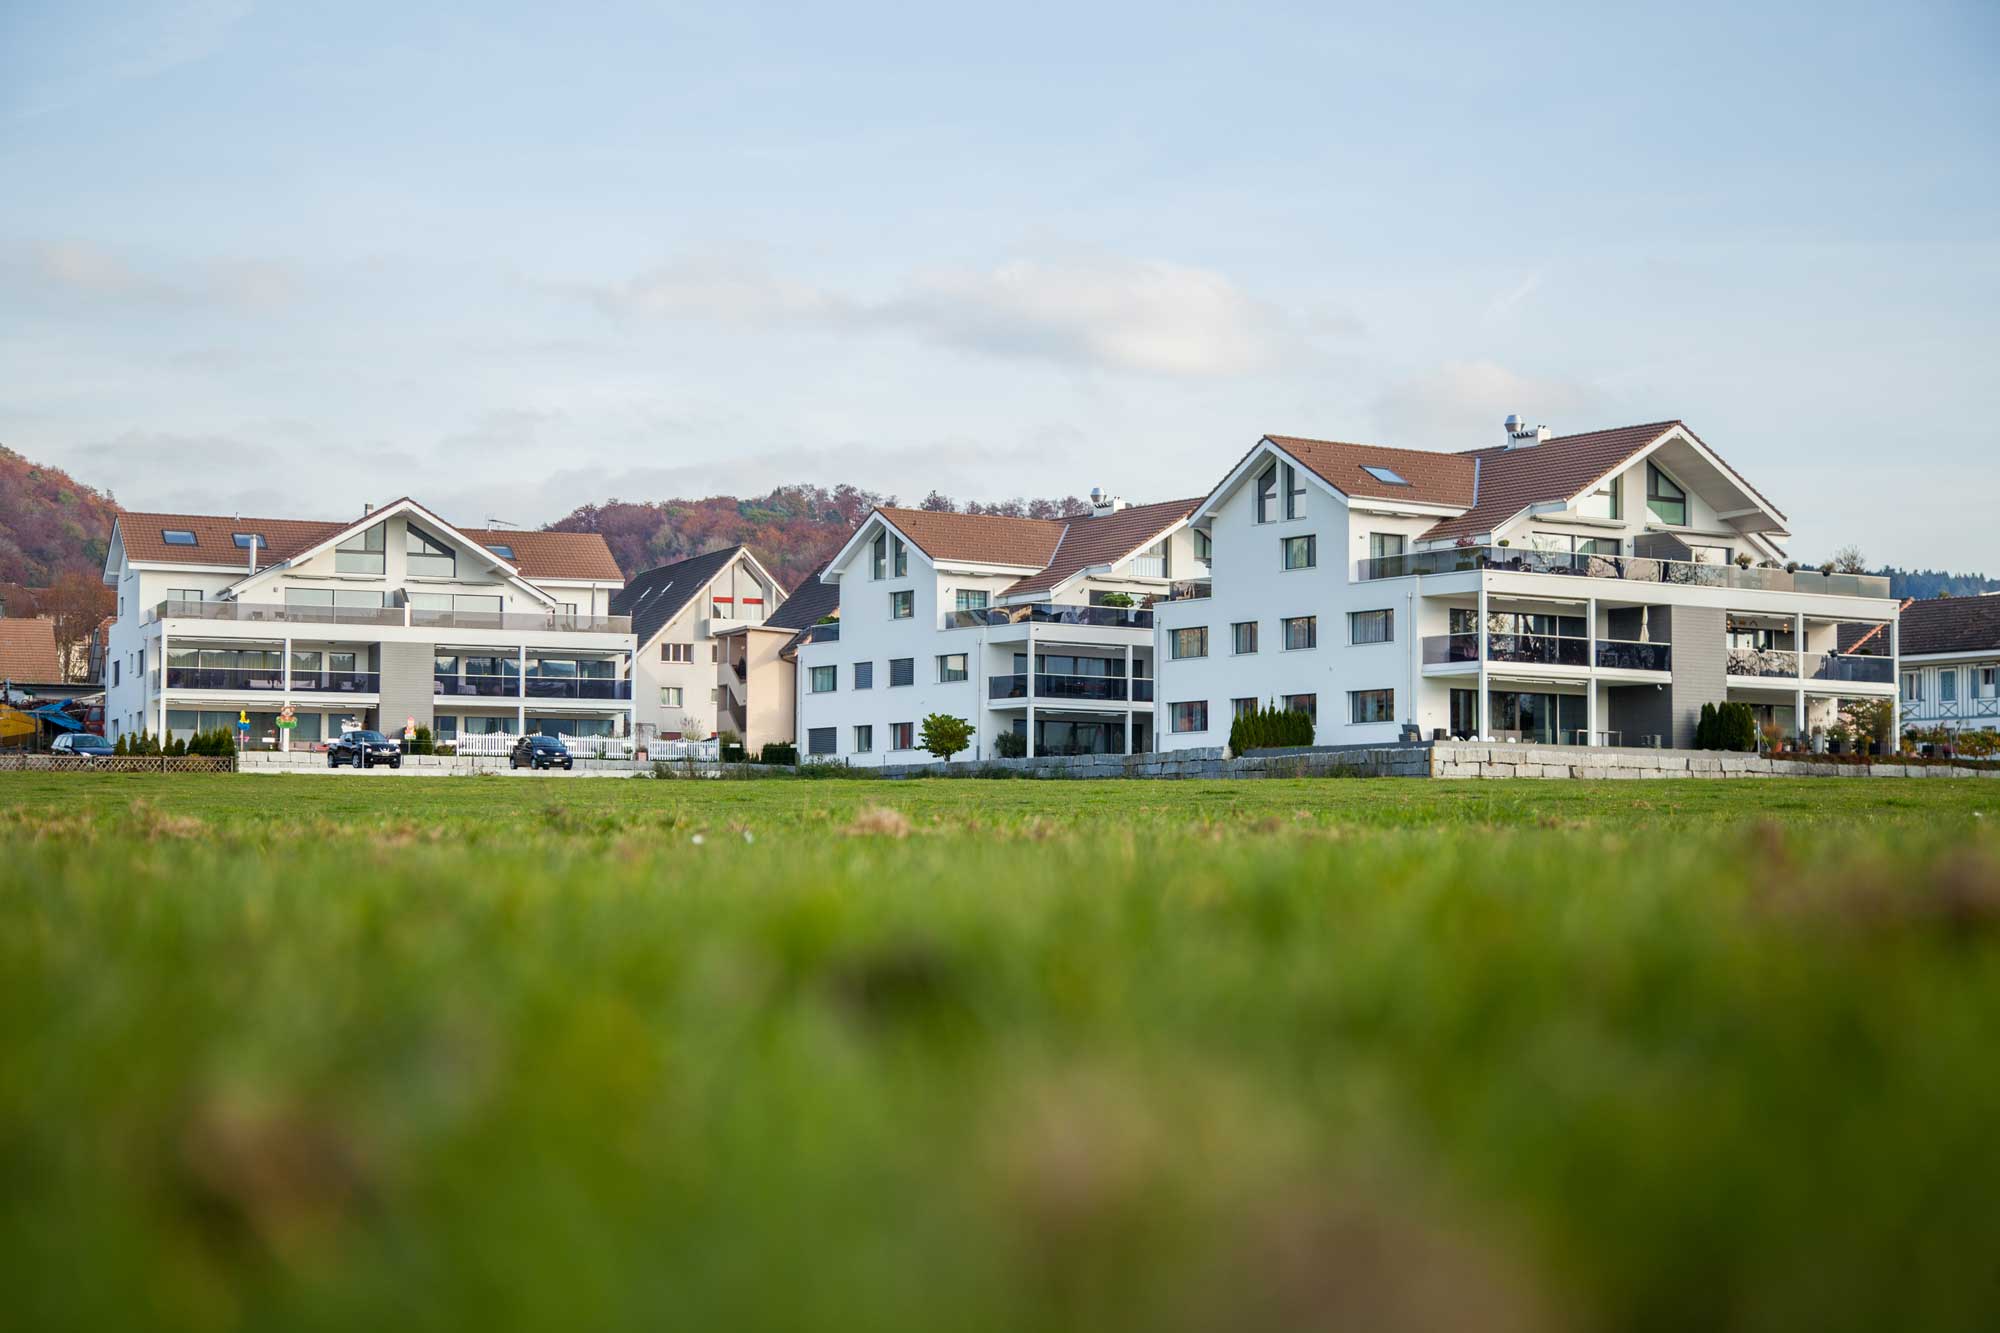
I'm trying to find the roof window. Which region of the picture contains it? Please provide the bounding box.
[231,532,266,549]
[488,544,516,561]
[162,529,197,546]
[1361,465,1411,486]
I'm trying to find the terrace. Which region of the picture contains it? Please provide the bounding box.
[1357,546,1893,599]
[152,599,631,635]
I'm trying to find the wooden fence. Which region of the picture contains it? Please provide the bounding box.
[0,754,236,774]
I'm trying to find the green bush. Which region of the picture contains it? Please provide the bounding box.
[994,732,1027,759]
[409,725,435,756]
[759,742,799,766]
[1228,702,1315,754]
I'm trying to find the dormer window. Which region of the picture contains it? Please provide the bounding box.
[406,526,456,578]
[162,529,197,546]
[1646,463,1687,526]
[1254,464,1277,524]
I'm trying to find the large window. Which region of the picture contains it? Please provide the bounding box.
[1646,463,1687,526]
[1577,477,1622,520]
[1172,627,1208,660]
[1348,609,1393,644]
[938,653,968,683]
[1255,465,1277,524]
[1282,616,1317,651]
[889,658,914,687]
[890,590,913,619]
[890,722,914,751]
[892,538,908,578]
[1232,621,1258,655]
[406,526,456,577]
[168,587,205,603]
[810,665,837,693]
[871,533,887,580]
[335,523,386,574]
[1368,533,1406,562]
[955,589,989,612]
[1193,530,1213,565]
[853,661,873,689]
[1284,464,1306,520]
[1348,689,1395,724]
[1283,693,1317,723]
[853,725,873,753]
[808,727,837,756]
[1171,701,1209,733]
[1283,535,1316,570]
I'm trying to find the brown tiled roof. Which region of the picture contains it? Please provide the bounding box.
[114,509,622,583]
[1263,436,1478,507]
[1880,595,2000,657]
[1419,421,1682,542]
[0,618,63,683]
[877,507,1068,568]
[1003,497,1200,597]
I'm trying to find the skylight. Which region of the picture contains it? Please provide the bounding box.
[1361,465,1411,486]
[162,529,197,546]
[231,532,266,549]
[488,544,516,560]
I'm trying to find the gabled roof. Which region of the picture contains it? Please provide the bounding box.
[1001,497,1200,598]
[1262,436,1478,508]
[874,507,1069,569]
[1874,595,2000,657]
[1419,421,1683,542]
[110,508,622,583]
[0,618,63,683]
[770,560,841,658]
[611,546,758,647]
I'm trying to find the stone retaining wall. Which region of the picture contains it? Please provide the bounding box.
[1429,742,2000,780]
[874,743,1429,781]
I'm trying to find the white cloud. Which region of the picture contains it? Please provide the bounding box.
[1370,360,1609,450]
[17,240,301,312]
[583,252,1289,377]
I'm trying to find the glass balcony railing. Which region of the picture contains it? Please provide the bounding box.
[433,673,630,699]
[1727,647,1800,678]
[154,599,631,633]
[1422,635,1673,672]
[1168,580,1212,601]
[945,603,1154,630]
[435,673,514,697]
[1355,547,1893,599]
[164,667,289,691]
[288,670,381,693]
[989,673,1027,700]
[1804,652,1894,685]
[987,673,1145,702]
[798,623,841,644]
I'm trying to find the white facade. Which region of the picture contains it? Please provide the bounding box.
[793,506,1202,765]
[101,500,635,749]
[1154,428,1901,751]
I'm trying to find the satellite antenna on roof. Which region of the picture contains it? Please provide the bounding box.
[486,517,518,529]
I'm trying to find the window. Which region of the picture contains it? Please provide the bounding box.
[1255,464,1277,523]
[406,527,456,578]
[1348,609,1393,644]
[853,725,873,753]
[1193,530,1213,564]
[1172,627,1208,660]
[336,523,386,574]
[1981,667,1997,697]
[1283,616,1317,651]
[1361,464,1410,487]
[1283,535,1316,570]
[113,660,121,686]
[231,532,266,550]
[161,529,197,546]
[955,589,989,612]
[889,658,914,687]
[891,590,913,619]
[1284,464,1307,519]
[1646,463,1687,526]
[488,544,516,561]
[168,588,205,604]
[1349,689,1395,723]
[1283,693,1318,723]
[892,538,908,578]
[1232,697,1258,719]
[661,642,693,663]
[1576,478,1621,520]
[871,533,888,580]
[808,727,837,757]
[890,722,914,751]
[334,590,387,608]
[1940,670,1957,703]
[810,665,837,693]
[1368,533,1406,561]
[1171,701,1209,733]
[853,661,873,689]
[660,686,683,707]
[938,653,968,683]
[1232,621,1258,655]
[1902,671,1922,702]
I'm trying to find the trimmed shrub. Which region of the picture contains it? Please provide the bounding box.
[1228,702,1315,754]
[759,742,799,766]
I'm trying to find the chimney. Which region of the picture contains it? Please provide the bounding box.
[363,501,375,515]
[246,534,260,577]
[1089,488,1127,518]
[1504,414,1552,450]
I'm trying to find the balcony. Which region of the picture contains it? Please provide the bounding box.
[435,673,514,698]
[433,674,633,700]
[1727,647,1800,679]
[155,599,632,634]
[1804,653,1894,685]
[1356,547,1893,599]
[987,673,1145,703]
[944,603,1154,631]
[1422,635,1672,672]
[165,666,289,691]
[1167,580,1212,601]
[288,670,382,694]
[797,622,840,644]
[1126,555,1166,578]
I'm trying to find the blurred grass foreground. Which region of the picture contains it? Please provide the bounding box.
[3,771,1999,1332]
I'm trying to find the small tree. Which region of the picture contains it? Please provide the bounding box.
[919,713,974,762]
[1831,545,1869,575]
[113,733,128,756]
[1097,591,1135,609]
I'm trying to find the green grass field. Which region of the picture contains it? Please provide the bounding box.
[4,772,1998,1332]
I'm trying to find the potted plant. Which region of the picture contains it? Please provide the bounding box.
[1735,553,1753,569]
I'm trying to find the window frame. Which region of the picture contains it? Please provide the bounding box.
[1282,534,1316,571]
[890,722,914,751]
[890,590,914,620]
[889,657,915,688]
[1231,621,1258,655]
[937,653,969,683]
[807,727,837,757]
[1171,626,1209,660]
[853,661,873,690]
[809,665,838,694]
[1282,615,1318,651]
[1283,693,1318,723]
[871,533,887,580]
[1254,464,1277,524]
[1646,462,1688,526]
[1348,688,1395,724]
[1283,463,1306,520]
[1348,609,1394,645]
[1170,700,1209,734]
[335,523,387,575]
[853,725,873,754]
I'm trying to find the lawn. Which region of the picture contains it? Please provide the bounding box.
[3,772,1998,1332]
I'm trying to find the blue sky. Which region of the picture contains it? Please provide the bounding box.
[2,0,1994,568]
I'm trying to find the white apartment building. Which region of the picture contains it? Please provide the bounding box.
[1883,595,2000,735]
[1154,418,1902,750]
[611,545,786,745]
[101,498,635,748]
[792,496,1202,765]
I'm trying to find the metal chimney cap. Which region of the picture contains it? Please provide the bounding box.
[1503,413,1524,433]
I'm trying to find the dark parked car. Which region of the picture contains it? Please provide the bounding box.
[51,733,114,759]
[328,730,402,769]
[510,736,573,771]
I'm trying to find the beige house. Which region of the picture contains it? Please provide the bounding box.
[715,559,839,754]
[612,546,786,745]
